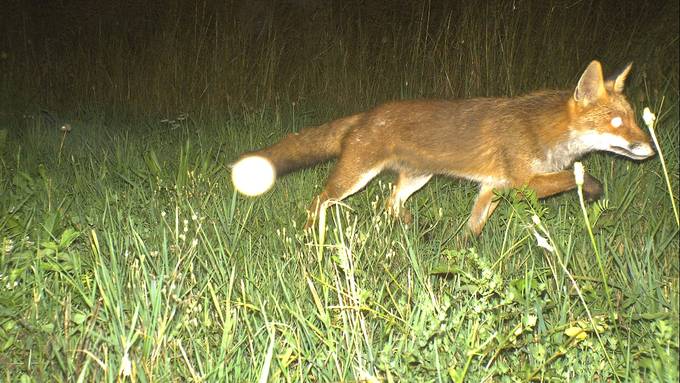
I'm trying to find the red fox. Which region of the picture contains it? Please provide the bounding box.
[232,61,654,235]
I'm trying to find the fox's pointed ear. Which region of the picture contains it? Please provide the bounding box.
[605,62,633,93]
[574,60,606,106]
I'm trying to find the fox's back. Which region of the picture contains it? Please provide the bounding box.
[342,91,572,184]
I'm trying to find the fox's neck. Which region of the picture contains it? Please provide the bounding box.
[530,91,594,172]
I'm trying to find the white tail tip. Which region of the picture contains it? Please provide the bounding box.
[231,155,276,196]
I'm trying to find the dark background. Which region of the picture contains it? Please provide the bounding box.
[1,0,678,120]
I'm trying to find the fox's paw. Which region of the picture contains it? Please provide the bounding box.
[385,202,413,225]
[582,174,603,202]
[303,212,316,231]
[400,210,413,225]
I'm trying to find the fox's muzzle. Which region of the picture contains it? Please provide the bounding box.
[611,141,655,160]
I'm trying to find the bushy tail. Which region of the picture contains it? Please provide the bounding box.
[231,114,360,196]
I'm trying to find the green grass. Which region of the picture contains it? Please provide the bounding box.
[1,0,679,381]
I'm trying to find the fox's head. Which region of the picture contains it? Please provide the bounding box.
[570,60,655,160]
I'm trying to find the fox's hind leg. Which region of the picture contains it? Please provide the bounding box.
[386,172,432,224]
[304,155,384,230]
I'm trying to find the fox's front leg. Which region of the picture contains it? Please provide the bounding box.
[527,170,603,201]
[467,170,603,236]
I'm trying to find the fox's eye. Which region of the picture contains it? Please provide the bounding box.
[610,116,623,128]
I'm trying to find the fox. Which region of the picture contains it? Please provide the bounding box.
[231,60,655,235]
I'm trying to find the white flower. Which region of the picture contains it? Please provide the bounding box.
[642,107,656,128]
[527,314,537,327]
[514,325,523,336]
[337,245,351,272]
[121,351,132,377]
[573,162,584,186]
[357,369,380,383]
[3,239,14,254]
[533,230,554,253]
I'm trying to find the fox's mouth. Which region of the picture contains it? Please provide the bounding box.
[609,144,655,160]
[579,132,656,161]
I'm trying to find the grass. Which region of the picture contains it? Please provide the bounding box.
[1,0,678,381]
